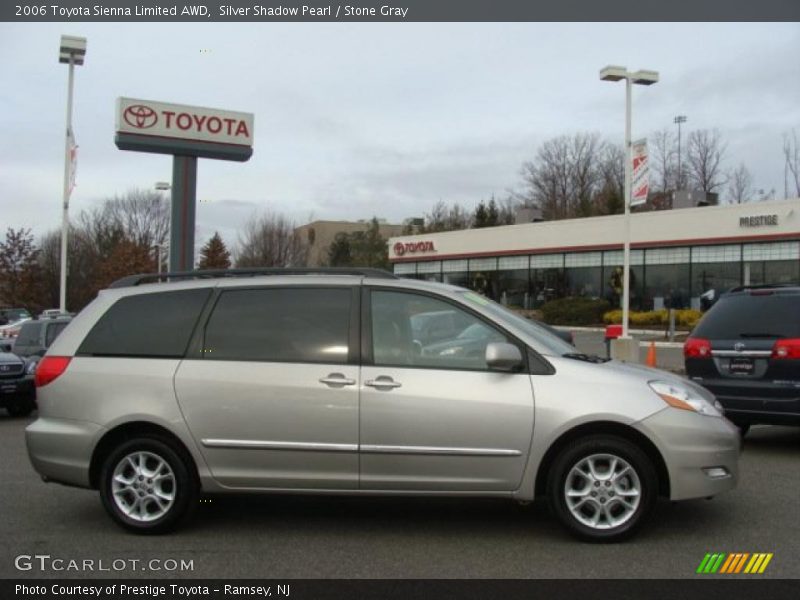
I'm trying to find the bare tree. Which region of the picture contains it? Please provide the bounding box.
[686,129,727,193]
[102,188,170,248]
[594,143,625,215]
[650,128,677,193]
[727,164,754,204]
[421,201,471,232]
[235,211,307,268]
[784,128,800,198]
[520,133,604,220]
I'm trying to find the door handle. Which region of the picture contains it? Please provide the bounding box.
[319,373,356,386]
[364,376,402,390]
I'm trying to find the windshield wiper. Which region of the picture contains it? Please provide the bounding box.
[562,352,610,364]
[739,333,786,338]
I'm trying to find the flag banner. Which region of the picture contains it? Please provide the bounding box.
[631,138,649,206]
[67,127,78,200]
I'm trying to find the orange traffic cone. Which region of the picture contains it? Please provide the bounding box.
[646,341,657,367]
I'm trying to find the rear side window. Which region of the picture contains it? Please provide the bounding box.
[203,287,351,363]
[694,293,800,339]
[78,289,211,358]
[15,322,42,346]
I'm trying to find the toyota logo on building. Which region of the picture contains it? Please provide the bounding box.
[123,105,158,129]
[394,241,436,257]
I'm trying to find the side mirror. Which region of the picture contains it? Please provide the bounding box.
[485,342,523,371]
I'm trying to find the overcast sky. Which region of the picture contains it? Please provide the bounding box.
[1,22,799,249]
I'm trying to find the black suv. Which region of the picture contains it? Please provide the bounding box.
[684,285,800,432]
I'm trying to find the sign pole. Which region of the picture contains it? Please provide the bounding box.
[170,156,198,272]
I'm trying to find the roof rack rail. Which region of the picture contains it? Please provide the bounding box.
[109,267,398,289]
[727,283,797,293]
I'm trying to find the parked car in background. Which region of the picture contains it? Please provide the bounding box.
[27,268,738,541]
[38,309,72,320]
[0,307,31,325]
[13,317,72,358]
[0,351,36,417]
[685,284,800,434]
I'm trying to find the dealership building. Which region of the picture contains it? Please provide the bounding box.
[388,198,800,311]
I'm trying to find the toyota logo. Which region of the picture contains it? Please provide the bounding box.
[393,242,406,257]
[0,365,8,372]
[123,105,158,129]
[734,342,746,352]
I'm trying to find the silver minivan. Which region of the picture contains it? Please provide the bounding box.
[26,268,739,541]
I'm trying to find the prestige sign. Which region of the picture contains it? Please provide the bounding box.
[116,97,254,148]
[740,214,778,227]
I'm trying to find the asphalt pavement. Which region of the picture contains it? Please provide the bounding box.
[1,414,798,579]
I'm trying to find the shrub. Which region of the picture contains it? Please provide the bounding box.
[539,297,610,326]
[602,308,702,329]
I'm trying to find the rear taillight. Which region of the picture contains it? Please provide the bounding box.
[684,337,712,358]
[34,356,71,387]
[772,339,800,360]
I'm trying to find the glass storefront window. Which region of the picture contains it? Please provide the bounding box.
[691,262,741,297]
[497,269,530,307]
[644,264,691,309]
[564,267,602,298]
[603,250,645,310]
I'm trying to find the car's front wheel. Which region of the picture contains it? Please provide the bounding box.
[547,435,657,542]
[99,436,198,534]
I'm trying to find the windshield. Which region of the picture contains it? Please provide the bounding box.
[458,291,576,356]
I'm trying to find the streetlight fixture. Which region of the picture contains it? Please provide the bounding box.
[674,115,687,189]
[600,65,658,340]
[58,35,86,313]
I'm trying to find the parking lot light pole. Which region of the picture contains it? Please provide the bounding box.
[155,181,171,274]
[674,115,687,189]
[58,35,86,313]
[600,65,658,339]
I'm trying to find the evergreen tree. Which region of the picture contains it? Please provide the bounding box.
[487,197,499,226]
[473,201,490,228]
[327,232,353,266]
[198,231,232,269]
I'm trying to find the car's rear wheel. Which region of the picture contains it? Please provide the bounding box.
[547,435,657,542]
[99,436,197,534]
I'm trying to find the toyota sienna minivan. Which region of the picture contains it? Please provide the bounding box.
[26,268,739,541]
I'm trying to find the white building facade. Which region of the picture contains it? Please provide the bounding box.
[389,198,800,311]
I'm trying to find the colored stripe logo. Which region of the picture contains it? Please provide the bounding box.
[696,552,773,574]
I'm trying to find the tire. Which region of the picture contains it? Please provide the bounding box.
[99,435,198,534]
[6,398,36,418]
[546,435,657,542]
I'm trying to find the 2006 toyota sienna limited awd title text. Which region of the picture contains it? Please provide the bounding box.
[26,268,740,541]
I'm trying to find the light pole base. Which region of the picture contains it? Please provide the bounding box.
[610,337,640,363]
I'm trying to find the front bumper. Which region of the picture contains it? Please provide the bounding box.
[634,408,740,501]
[25,417,105,488]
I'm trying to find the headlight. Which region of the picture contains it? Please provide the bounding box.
[25,360,39,375]
[649,380,722,417]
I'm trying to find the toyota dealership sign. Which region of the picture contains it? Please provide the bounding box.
[115,97,254,161]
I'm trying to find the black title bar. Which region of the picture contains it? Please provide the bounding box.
[3,0,800,22]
